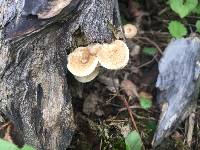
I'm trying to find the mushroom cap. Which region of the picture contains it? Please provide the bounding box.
[74,67,100,83]
[97,40,129,70]
[67,47,98,77]
[123,24,137,39]
[87,43,102,56]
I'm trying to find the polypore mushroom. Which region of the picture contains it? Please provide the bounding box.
[67,47,98,77]
[74,67,100,83]
[123,24,137,39]
[97,40,129,69]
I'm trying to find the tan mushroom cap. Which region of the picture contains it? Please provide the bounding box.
[67,47,98,77]
[87,43,102,56]
[97,40,129,69]
[74,67,100,83]
[123,24,137,39]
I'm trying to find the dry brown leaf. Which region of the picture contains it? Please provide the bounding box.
[82,94,103,115]
[139,91,153,100]
[98,75,119,93]
[120,80,139,98]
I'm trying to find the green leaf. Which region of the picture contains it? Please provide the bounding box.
[168,21,187,38]
[143,47,157,56]
[169,0,198,18]
[0,139,19,150]
[113,137,126,150]
[192,4,200,14]
[186,0,198,11]
[0,139,36,150]
[196,20,200,32]
[139,97,152,109]
[125,131,142,150]
[21,145,36,150]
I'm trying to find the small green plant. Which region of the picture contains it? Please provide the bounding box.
[0,139,36,150]
[192,4,200,14]
[139,97,152,109]
[168,21,187,38]
[145,120,157,134]
[125,130,142,150]
[142,47,157,56]
[169,0,198,18]
[196,20,200,32]
[168,0,200,38]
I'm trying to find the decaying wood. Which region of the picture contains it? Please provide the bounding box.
[153,37,200,147]
[0,0,122,149]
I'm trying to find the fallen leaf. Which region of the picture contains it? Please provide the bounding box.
[98,75,119,93]
[126,40,141,57]
[121,80,139,98]
[130,45,141,57]
[95,107,104,116]
[139,91,153,100]
[83,94,103,115]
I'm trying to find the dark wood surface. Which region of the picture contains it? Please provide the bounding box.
[0,0,121,149]
[153,37,200,147]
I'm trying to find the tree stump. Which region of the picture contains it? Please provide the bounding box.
[0,0,122,149]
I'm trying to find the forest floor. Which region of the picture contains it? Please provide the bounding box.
[67,0,200,150]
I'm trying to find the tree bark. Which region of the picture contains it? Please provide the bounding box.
[0,0,122,149]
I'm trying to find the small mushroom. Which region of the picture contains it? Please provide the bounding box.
[97,40,129,69]
[123,24,137,39]
[74,67,100,83]
[67,47,98,77]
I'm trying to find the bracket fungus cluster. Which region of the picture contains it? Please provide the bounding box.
[67,40,130,82]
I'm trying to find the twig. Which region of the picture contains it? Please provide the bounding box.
[118,95,138,131]
[136,54,158,69]
[117,96,146,149]
[140,30,170,36]
[118,105,142,111]
[187,113,195,147]
[134,36,163,55]
[158,7,169,16]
